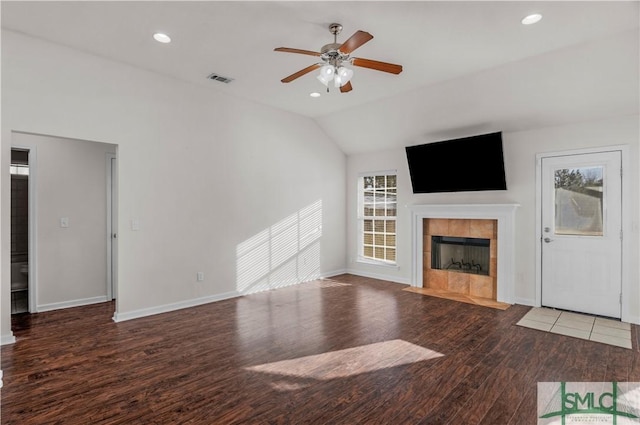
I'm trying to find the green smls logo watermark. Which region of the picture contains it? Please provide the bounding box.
[538,382,640,424]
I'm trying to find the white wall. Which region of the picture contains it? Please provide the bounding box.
[346,115,640,323]
[11,133,116,310]
[319,29,639,156]
[1,30,346,340]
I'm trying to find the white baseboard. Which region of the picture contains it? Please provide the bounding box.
[113,291,241,323]
[345,268,410,285]
[37,295,108,313]
[321,269,348,279]
[112,272,354,323]
[1,333,16,346]
[513,297,536,307]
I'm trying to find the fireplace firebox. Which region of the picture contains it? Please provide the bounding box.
[431,236,490,276]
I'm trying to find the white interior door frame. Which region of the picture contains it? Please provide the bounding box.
[106,153,117,301]
[535,145,633,323]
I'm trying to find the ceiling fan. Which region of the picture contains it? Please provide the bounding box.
[274,23,403,93]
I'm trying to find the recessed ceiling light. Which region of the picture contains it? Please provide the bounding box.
[521,13,542,25]
[153,33,171,43]
[310,92,321,98]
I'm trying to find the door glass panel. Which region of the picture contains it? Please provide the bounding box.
[554,166,603,236]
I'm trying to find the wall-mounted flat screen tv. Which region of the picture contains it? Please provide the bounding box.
[405,132,507,193]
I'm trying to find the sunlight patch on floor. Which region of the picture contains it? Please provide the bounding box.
[245,339,444,390]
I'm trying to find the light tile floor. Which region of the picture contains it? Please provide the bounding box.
[516,307,632,349]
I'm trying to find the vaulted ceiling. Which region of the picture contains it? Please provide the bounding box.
[2,1,639,154]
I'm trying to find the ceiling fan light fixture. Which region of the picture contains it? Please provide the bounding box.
[321,65,335,77]
[317,73,331,86]
[337,66,354,84]
[317,65,335,86]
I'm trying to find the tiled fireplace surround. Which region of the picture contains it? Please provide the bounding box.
[424,218,497,299]
[410,204,519,304]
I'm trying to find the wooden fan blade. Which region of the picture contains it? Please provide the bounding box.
[338,30,373,54]
[340,81,353,93]
[274,47,321,57]
[281,63,321,83]
[352,57,403,75]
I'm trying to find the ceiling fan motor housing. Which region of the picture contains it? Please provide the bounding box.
[320,43,350,65]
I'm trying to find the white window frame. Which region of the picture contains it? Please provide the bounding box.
[357,170,397,266]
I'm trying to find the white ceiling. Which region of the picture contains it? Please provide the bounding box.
[2,1,639,154]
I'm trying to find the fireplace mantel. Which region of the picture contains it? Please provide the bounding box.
[409,204,519,304]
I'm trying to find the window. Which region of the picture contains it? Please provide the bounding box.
[358,172,397,264]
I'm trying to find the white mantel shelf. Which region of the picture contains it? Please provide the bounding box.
[409,203,520,304]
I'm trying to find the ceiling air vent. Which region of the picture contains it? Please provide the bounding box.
[207,73,234,84]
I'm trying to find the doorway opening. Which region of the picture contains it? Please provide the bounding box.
[10,149,30,314]
[8,132,118,336]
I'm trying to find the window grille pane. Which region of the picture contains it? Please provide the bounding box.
[375,247,384,259]
[364,177,374,189]
[364,233,373,244]
[374,220,385,232]
[364,246,374,257]
[364,206,374,216]
[364,220,373,232]
[386,249,396,261]
[386,203,397,217]
[375,176,385,188]
[386,235,396,246]
[374,234,384,245]
[387,175,396,188]
[386,221,396,233]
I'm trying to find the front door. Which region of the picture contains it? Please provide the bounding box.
[541,150,622,318]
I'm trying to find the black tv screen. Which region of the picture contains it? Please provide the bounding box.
[405,132,507,193]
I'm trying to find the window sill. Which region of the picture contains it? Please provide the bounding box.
[356,258,399,269]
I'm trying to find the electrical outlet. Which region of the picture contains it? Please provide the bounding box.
[197,272,204,281]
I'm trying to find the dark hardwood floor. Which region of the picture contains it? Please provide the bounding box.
[1,274,638,424]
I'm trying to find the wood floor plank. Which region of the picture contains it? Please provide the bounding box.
[2,274,638,425]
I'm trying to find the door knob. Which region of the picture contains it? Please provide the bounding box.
[544,237,553,243]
